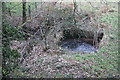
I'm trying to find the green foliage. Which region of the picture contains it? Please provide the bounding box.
[5,2,36,16]
[2,2,119,78]
[3,47,20,59]
[2,20,25,77]
[2,22,25,41]
[5,68,29,78]
[54,73,65,78]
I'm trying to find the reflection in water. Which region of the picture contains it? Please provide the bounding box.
[60,40,97,53]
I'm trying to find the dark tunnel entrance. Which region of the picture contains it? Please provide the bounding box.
[58,28,104,53]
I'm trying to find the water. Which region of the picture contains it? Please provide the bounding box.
[60,40,97,53]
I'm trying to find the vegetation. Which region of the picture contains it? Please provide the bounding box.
[2,20,25,77]
[1,1,119,78]
[5,2,37,16]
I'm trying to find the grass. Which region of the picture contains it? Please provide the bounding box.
[62,6,119,77]
[2,2,119,78]
[69,9,118,77]
[54,73,65,78]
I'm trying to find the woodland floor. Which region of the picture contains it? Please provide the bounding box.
[8,2,119,78]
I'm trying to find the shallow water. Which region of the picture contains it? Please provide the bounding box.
[60,40,97,53]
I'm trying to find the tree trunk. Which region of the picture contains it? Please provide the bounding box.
[8,8,11,16]
[73,0,77,26]
[35,2,37,12]
[2,2,6,13]
[22,0,27,29]
[28,5,31,18]
[2,2,7,28]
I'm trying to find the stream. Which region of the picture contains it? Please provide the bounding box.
[59,40,97,53]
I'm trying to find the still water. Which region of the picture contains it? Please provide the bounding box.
[60,40,97,53]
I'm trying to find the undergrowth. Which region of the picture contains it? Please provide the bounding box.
[2,20,25,77]
[2,2,119,78]
[67,10,119,77]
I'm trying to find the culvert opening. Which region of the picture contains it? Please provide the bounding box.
[58,28,104,53]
